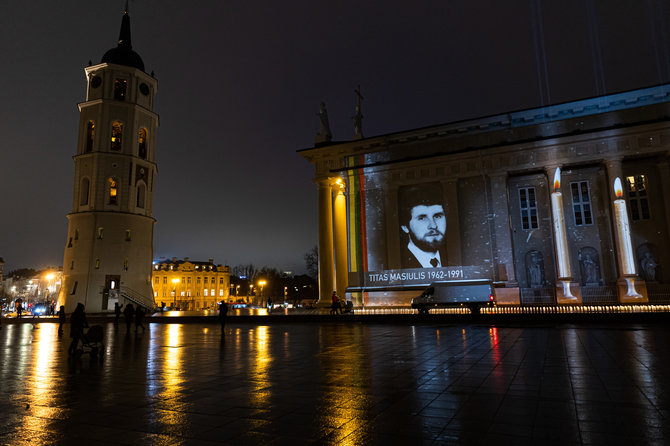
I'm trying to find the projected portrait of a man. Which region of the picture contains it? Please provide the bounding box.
[398,182,447,269]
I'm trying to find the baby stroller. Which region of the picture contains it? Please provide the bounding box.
[77,325,105,358]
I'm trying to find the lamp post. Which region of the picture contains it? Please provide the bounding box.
[258,280,266,307]
[171,278,179,309]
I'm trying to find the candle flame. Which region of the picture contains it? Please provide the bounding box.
[614,177,623,198]
[553,167,561,190]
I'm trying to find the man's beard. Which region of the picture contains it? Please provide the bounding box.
[409,232,444,253]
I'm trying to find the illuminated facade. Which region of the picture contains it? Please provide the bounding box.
[301,84,670,306]
[59,7,158,312]
[152,258,231,310]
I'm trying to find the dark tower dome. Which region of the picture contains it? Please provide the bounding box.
[101,7,145,72]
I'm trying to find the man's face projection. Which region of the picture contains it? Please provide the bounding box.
[402,204,446,252]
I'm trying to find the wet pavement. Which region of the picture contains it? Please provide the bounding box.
[1,320,669,445]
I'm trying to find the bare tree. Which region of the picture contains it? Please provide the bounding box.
[304,245,318,280]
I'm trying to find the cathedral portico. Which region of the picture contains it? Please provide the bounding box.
[301,84,670,308]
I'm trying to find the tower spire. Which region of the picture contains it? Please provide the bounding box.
[118,3,132,48]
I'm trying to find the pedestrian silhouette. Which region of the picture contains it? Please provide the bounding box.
[123,303,135,334]
[57,305,66,335]
[68,303,88,356]
[114,302,123,326]
[219,301,229,330]
[135,306,146,333]
[330,291,341,315]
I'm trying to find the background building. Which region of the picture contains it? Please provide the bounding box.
[152,258,231,310]
[301,84,670,306]
[58,7,158,312]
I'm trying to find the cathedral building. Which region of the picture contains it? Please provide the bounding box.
[300,84,670,307]
[58,7,158,312]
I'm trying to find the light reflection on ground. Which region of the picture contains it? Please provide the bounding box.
[1,321,670,444]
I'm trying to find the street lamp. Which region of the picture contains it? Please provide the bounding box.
[171,278,179,309]
[258,280,266,306]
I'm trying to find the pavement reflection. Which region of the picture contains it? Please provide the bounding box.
[1,321,670,444]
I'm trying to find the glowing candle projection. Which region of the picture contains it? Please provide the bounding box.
[613,177,642,298]
[551,168,577,299]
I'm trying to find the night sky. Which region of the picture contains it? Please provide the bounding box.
[1,1,669,274]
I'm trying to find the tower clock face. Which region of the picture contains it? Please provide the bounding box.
[139,83,150,96]
[90,76,102,88]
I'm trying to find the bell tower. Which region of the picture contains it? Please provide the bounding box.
[59,5,158,312]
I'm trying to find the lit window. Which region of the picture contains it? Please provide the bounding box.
[111,121,123,151]
[95,259,100,269]
[97,227,104,239]
[211,289,215,296]
[571,181,593,226]
[108,178,118,205]
[518,187,539,229]
[204,289,208,296]
[138,128,147,159]
[80,178,90,206]
[114,79,127,100]
[219,290,224,296]
[626,175,650,221]
[86,121,95,152]
[181,291,185,297]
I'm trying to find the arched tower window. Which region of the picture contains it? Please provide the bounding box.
[136,182,146,208]
[114,79,127,100]
[138,128,147,159]
[80,178,90,206]
[111,121,123,151]
[85,121,95,152]
[108,178,118,205]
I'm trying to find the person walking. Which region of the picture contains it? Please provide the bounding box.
[57,305,66,335]
[135,305,146,334]
[68,303,88,356]
[266,296,273,314]
[113,302,123,326]
[331,291,341,315]
[218,301,229,331]
[123,303,135,334]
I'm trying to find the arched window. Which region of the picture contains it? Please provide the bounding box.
[138,128,147,159]
[136,182,146,208]
[85,121,95,152]
[111,121,123,151]
[114,79,127,100]
[80,178,90,206]
[108,178,118,205]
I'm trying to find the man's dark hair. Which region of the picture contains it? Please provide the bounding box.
[398,182,446,225]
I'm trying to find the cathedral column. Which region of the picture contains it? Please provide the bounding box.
[333,180,349,300]
[604,157,647,302]
[545,165,580,302]
[317,179,335,305]
[657,158,670,243]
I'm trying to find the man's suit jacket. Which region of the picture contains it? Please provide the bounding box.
[400,245,448,269]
